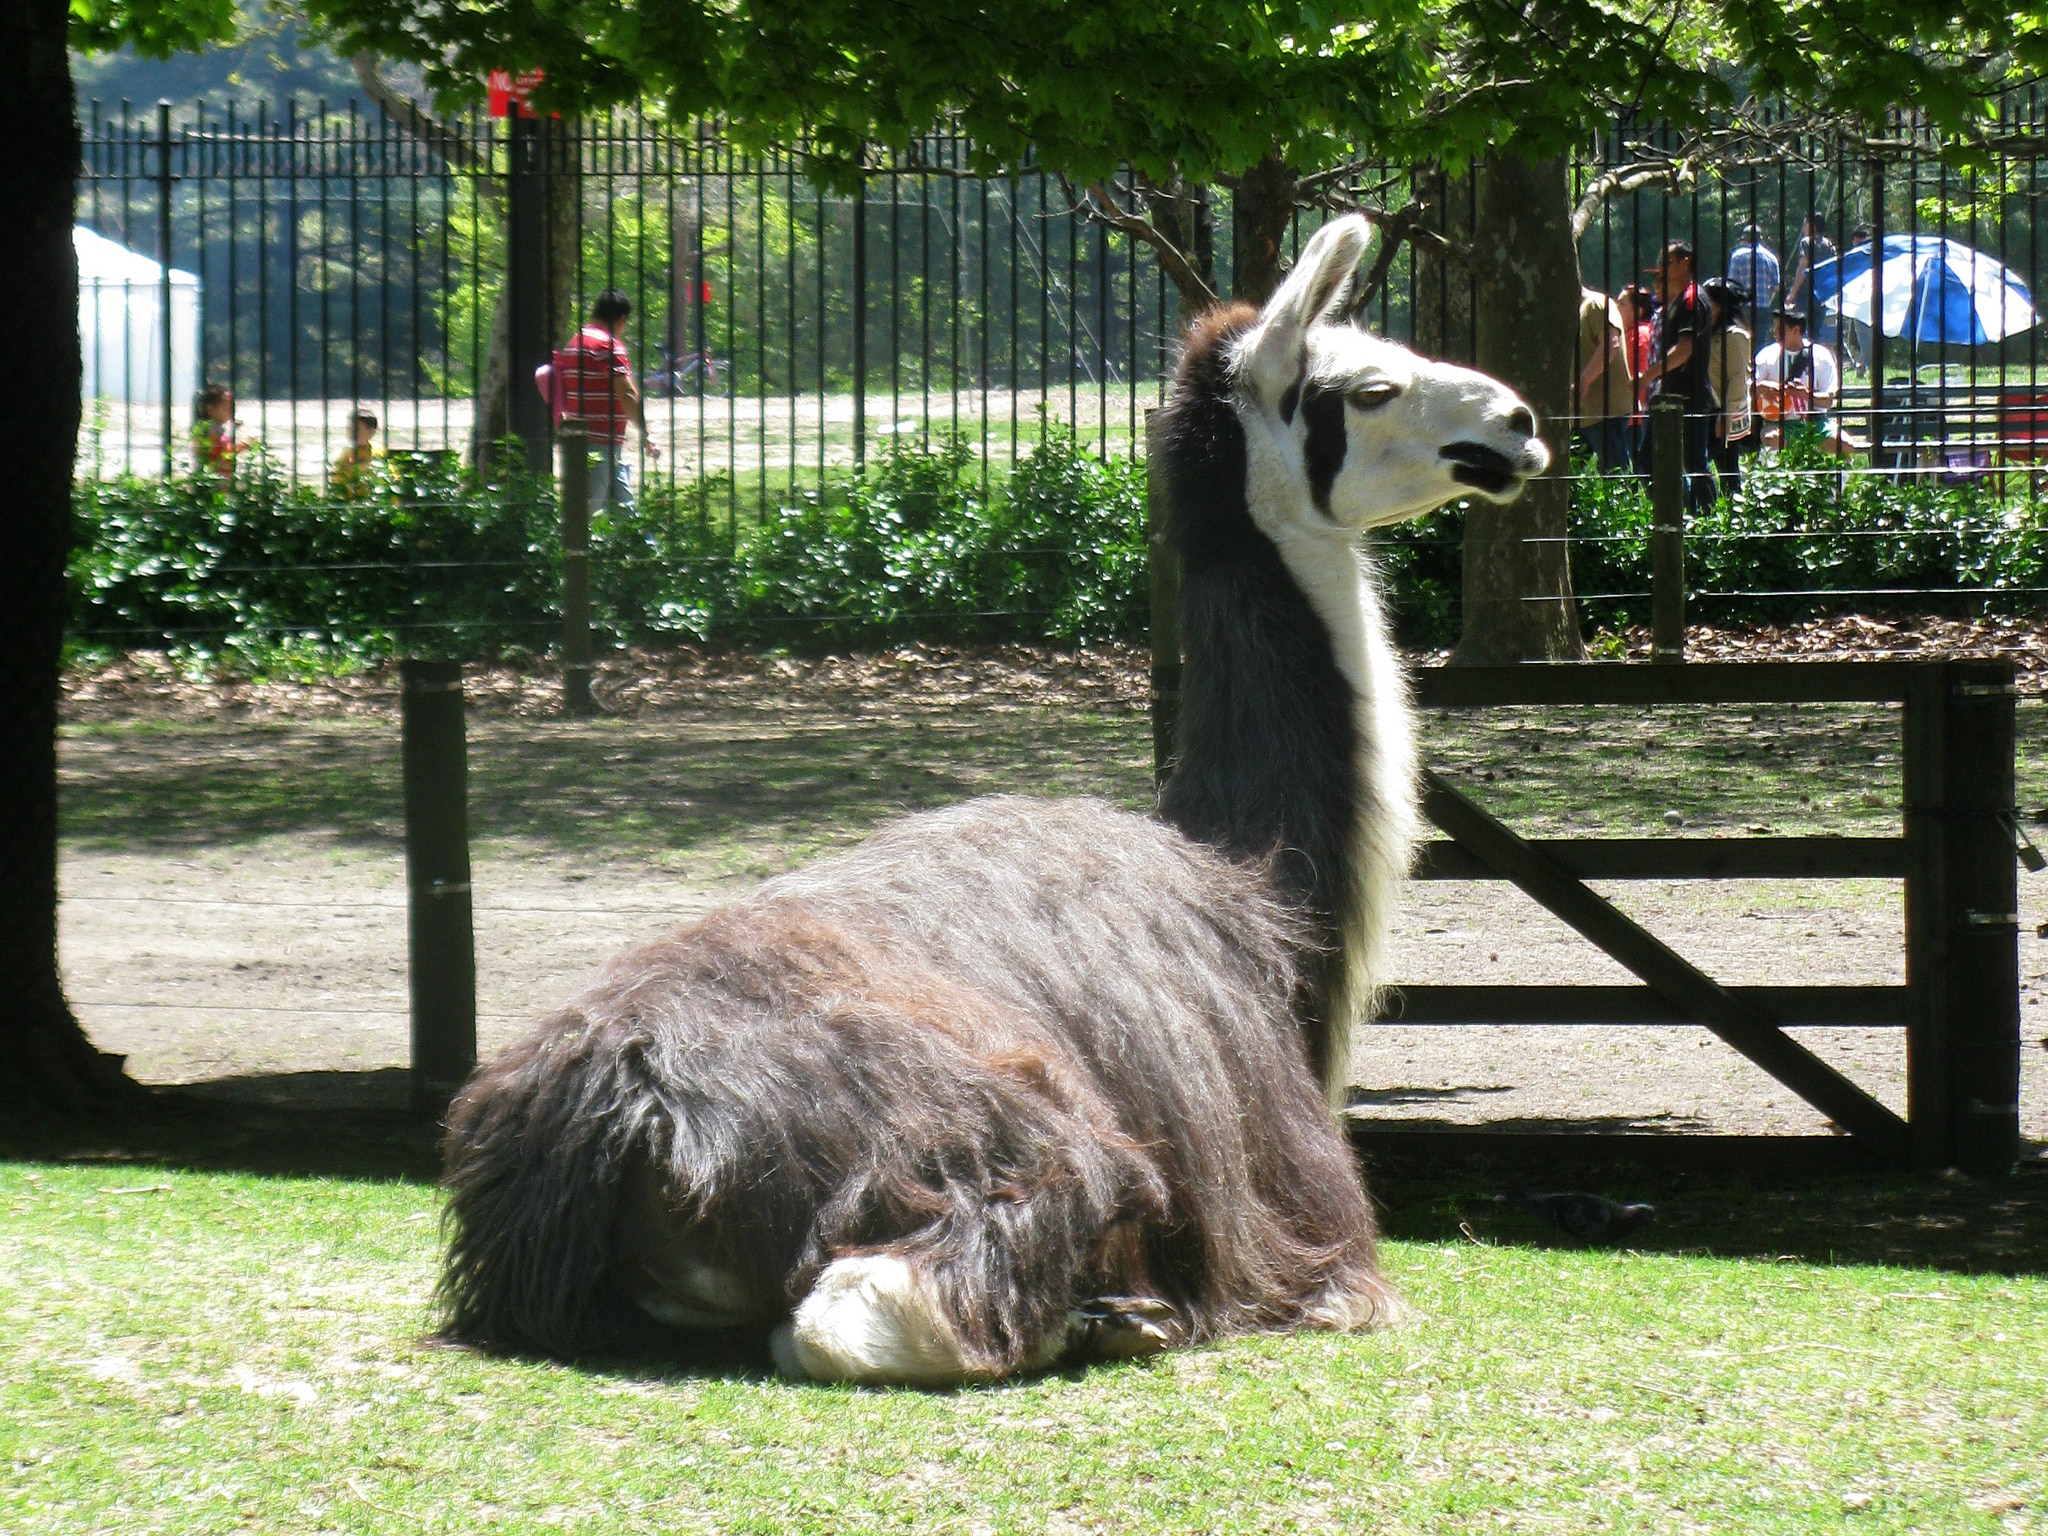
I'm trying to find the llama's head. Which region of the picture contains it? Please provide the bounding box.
[1230,214,1550,534]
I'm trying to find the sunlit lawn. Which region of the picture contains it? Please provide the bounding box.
[4,1161,2044,1535]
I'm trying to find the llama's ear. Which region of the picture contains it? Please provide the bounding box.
[1240,216,1375,413]
[1265,215,1375,332]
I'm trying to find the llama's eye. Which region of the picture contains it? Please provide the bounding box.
[1347,383,1401,411]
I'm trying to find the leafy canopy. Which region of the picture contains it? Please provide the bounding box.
[68,0,239,57]
[295,0,2044,185]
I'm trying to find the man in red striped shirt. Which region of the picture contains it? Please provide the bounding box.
[550,289,657,508]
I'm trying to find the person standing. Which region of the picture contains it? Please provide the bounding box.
[1724,224,1782,317]
[551,289,659,510]
[1636,241,1716,508]
[1617,285,1659,470]
[1574,287,1635,474]
[1702,279,1754,498]
[1784,212,1840,349]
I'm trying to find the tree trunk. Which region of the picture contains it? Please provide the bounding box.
[1411,162,1477,365]
[472,121,581,472]
[1230,153,1297,305]
[1452,152,1586,665]
[0,0,138,1109]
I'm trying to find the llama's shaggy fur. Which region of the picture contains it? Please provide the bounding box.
[441,797,1391,1371]
[436,216,1548,1383]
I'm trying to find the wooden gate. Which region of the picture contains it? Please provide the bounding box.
[1377,661,2023,1175]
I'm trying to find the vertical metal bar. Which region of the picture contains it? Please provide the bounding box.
[319,100,333,481]
[1870,156,1888,464]
[920,157,930,447]
[979,171,990,492]
[787,147,798,505]
[852,175,867,468]
[950,154,960,447]
[757,147,768,517]
[157,100,175,476]
[733,138,741,544]
[1003,172,1011,466]
[816,173,826,493]
[1097,200,1109,455]
[890,157,901,445]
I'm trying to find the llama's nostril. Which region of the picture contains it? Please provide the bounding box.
[1508,406,1536,438]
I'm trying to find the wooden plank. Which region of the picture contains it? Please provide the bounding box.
[1414,836,1907,881]
[1383,984,1910,1027]
[1345,1124,1882,1175]
[1411,661,1917,709]
[1902,665,1950,1169]
[1421,769,1912,1163]
[1942,660,2022,1174]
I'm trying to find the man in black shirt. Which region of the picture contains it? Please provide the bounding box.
[1638,240,1716,509]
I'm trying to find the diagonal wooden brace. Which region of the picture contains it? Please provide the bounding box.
[1420,769,1910,1163]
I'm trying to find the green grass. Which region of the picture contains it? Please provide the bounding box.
[4,1157,2045,1535]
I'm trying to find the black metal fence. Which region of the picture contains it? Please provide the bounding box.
[77,92,2048,489]
[67,93,2048,656]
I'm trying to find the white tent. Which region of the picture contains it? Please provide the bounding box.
[76,225,201,408]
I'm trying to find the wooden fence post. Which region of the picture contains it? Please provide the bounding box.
[1903,659,2022,1173]
[401,658,477,1115]
[558,419,595,717]
[1145,408,1181,786]
[1649,399,1685,663]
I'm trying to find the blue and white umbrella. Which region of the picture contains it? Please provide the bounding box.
[1809,235,2037,345]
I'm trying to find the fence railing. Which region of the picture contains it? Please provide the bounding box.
[75,94,2048,506]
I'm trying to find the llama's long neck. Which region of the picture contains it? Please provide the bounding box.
[1154,313,1419,1100]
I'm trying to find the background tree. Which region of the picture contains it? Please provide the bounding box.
[307,0,2040,664]
[11,0,2041,1109]
[5,0,236,1108]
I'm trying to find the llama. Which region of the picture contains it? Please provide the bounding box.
[437,216,1548,1385]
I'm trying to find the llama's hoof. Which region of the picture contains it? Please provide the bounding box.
[1067,1295,1178,1360]
[779,1255,974,1387]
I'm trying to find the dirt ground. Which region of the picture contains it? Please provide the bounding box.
[57,625,2048,1148]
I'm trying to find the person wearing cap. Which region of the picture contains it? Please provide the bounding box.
[1637,240,1716,507]
[1725,224,1781,318]
[1753,304,1858,456]
[1574,287,1635,473]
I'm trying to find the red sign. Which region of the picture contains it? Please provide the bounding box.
[486,69,545,119]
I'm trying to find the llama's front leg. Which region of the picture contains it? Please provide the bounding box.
[771,1253,984,1386]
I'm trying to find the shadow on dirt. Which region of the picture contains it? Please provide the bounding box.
[5,1070,2045,1277]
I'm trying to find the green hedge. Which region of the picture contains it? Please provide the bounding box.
[68,425,1147,670]
[1375,433,2048,645]
[69,426,2047,671]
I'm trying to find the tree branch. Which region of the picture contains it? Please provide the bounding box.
[351,54,496,184]
[1061,174,1223,313]
[1570,162,1687,243]
[1307,186,1474,267]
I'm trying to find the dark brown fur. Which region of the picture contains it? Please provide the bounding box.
[440,797,1390,1369]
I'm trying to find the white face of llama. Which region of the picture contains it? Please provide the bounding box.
[1231,215,1550,535]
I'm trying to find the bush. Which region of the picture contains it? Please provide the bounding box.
[68,424,1147,667]
[1371,442,2048,650]
[72,430,2044,669]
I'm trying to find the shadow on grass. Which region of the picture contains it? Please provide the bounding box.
[58,713,1150,855]
[5,1070,2044,1278]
